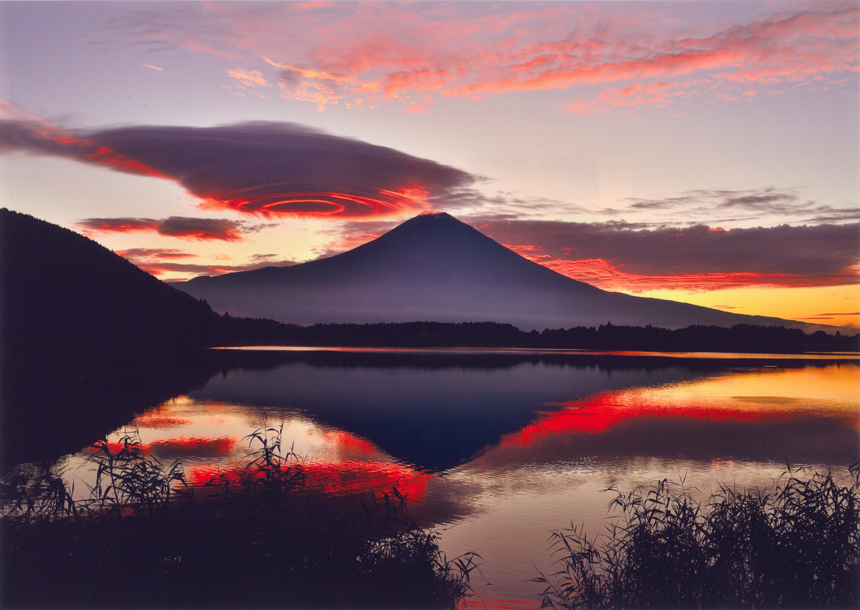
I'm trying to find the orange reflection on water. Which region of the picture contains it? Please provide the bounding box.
[503,365,860,448]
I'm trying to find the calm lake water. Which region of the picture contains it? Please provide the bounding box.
[54,349,859,608]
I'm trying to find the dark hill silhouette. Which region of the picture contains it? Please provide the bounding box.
[178,212,816,331]
[0,208,219,355]
[0,208,223,469]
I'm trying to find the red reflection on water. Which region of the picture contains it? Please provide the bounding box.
[321,430,378,456]
[148,436,238,456]
[502,391,794,449]
[80,441,151,456]
[133,414,193,429]
[185,459,430,500]
[463,599,540,610]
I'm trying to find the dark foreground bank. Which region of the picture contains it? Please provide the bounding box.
[0,428,478,609]
[536,464,860,610]
[2,426,857,609]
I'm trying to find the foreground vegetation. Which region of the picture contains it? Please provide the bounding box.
[0,427,478,609]
[535,464,859,609]
[3,423,858,610]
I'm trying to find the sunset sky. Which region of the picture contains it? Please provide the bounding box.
[1,1,857,328]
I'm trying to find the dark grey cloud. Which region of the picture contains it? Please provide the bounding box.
[1,119,478,220]
[76,216,270,241]
[472,218,860,284]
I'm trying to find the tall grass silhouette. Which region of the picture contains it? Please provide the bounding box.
[0,425,479,609]
[534,463,859,609]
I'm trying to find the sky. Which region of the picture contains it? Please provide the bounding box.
[0,0,858,328]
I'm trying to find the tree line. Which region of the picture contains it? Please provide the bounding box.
[213,317,860,354]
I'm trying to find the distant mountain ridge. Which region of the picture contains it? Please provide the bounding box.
[179,212,816,331]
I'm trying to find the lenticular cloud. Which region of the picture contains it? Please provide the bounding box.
[0,119,476,221]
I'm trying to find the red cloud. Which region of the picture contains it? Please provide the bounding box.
[486,219,859,293]
[77,218,160,234]
[2,118,475,221]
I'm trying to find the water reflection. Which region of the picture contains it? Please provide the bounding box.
[49,352,860,607]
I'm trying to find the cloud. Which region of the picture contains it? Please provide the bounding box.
[76,216,267,241]
[1,117,477,221]
[473,218,860,292]
[619,187,860,224]
[115,248,297,278]
[566,81,687,114]
[113,2,858,112]
[114,248,195,260]
[227,68,271,87]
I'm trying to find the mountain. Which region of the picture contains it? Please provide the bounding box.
[177,212,810,331]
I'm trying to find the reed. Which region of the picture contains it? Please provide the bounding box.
[534,463,859,609]
[0,426,478,609]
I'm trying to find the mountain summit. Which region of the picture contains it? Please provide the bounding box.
[177,212,804,331]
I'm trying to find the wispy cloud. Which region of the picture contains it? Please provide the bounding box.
[1,116,478,221]
[618,187,859,224]
[227,68,271,87]
[113,2,858,112]
[115,247,297,278]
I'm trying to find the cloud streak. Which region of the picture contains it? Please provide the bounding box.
[116,2,859,112]
[613,187,860,225]
[115,247,297,278]
[77,216,269,241]
[476,219,860,292]
[1,117,478,221]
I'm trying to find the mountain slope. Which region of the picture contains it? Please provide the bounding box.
[178,212,806,331]
[0,208,223,469]
[0,208,220,353]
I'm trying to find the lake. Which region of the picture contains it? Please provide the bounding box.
[51,348,859,608]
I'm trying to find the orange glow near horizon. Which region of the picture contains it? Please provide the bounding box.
[640,285,860,329]
[505,246,860,328]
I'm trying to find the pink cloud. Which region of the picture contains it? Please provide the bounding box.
[227,68,271,87]
[122,2,857,112]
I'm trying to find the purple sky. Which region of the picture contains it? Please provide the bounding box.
[0,1,857,326]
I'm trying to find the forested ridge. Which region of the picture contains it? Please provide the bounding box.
[217,318,859,353]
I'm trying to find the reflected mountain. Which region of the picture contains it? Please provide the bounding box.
[188,350,859,472]
[178,212,814,331]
